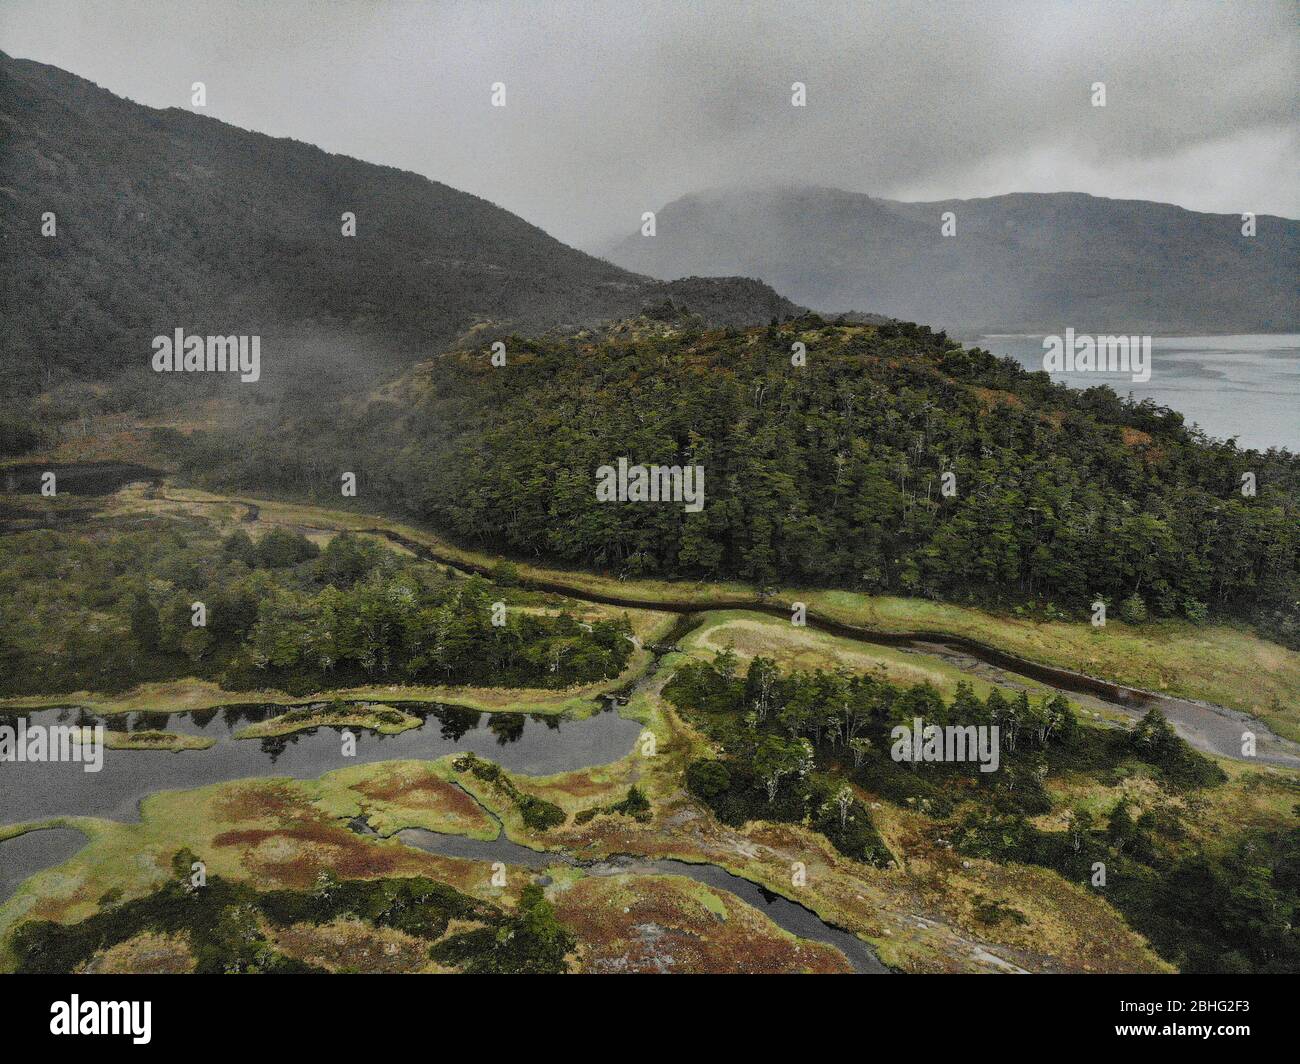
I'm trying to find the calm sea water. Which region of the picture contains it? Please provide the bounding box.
[972,334,1299,452]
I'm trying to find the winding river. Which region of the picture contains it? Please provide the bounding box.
[0,697,890,972]
[0,703,641,823]
[362,528,1300,769]
[393,825,888,974]
[2,466,1295,972]
[3,464,1292,766]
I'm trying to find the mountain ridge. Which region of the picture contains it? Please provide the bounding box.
[0,52,801,396]
[603,184,1299,334]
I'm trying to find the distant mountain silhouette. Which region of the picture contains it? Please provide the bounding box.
[0,53,800,394]
[604,185,1299,334]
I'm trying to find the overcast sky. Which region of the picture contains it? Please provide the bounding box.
[3,0,1295,247]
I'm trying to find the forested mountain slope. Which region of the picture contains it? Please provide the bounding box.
[174,316,1300,643]
[0,52,799,398]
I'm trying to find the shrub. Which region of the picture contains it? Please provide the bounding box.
[686,759,732,799]
[1120,592,1149,625]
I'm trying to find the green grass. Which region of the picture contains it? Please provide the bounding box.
[681,609,1057,702]
[797,590,1300,737]
[104,730,216,751]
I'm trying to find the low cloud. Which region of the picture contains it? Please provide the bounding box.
[2,0,1294,247]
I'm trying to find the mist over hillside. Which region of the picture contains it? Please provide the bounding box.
[0,53,800,398]
[603,185,1300,334]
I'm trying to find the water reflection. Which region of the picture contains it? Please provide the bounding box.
[0,701,639,824]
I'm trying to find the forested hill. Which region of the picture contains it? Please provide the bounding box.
[177,316,1300,644]
[603,185,1300,334]
[0,52,799,396]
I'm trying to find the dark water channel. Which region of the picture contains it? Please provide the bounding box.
[394,825,888,974]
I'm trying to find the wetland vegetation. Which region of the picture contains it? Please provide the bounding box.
[2,460,1296,976]
[4,17,1296,990]
[667,641,1295,972]
[10,848,572,974]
